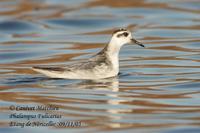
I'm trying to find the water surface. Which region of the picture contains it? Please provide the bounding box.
[0,0,200,133]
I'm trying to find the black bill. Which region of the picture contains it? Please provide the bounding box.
[131,38,145,48]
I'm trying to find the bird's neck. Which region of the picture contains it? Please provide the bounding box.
[104,39,123,70]
[106,38,122,57]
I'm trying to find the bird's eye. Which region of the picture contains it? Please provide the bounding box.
[116,32,129,38]
[123,32,129,37]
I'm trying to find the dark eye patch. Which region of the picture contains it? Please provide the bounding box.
[123,32,129,37]
[117,32,129,37]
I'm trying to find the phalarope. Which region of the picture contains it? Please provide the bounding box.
[32,28,144,79]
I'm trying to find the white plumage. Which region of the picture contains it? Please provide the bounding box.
[32,28,144,79]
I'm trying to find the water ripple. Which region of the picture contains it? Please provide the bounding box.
[0,0,200,133]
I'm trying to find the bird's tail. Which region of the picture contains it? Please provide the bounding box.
[32,66,64,78]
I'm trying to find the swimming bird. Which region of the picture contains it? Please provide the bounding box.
[32,28,144,79]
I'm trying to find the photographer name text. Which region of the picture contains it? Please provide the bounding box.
[9,105,59,111]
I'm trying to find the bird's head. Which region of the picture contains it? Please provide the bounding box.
[111,28,144,47]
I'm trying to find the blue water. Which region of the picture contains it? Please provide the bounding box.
[0,0,200,133]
